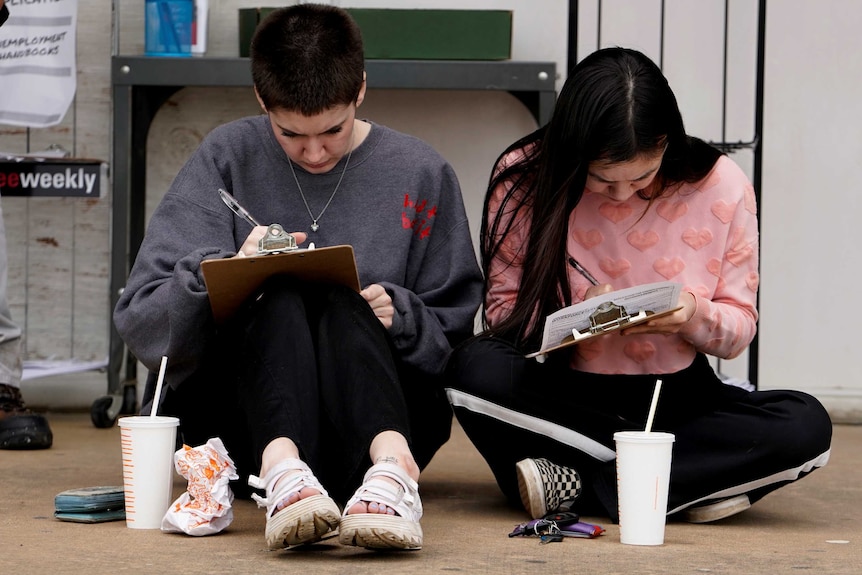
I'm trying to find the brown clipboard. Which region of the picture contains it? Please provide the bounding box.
[525,305,684,359]
[200,245,361,324]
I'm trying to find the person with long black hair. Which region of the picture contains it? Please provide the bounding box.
[446,47,831,524]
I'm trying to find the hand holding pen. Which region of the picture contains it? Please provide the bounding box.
[217,188,310,255]
[568,255,614,302]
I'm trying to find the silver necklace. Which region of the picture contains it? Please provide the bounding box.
[288,135,354,232]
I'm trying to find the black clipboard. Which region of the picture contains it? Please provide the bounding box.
[200,245,361,324]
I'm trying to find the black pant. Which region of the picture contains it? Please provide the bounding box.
[157,277,453,503]
[445,335,832,521]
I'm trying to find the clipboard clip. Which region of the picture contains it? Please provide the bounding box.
[571,302,647,341]
[257,224,298,255]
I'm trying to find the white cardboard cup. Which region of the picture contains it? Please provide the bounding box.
[614,431,675,545]
[118,415,180,529]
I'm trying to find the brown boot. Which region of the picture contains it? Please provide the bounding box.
[0,383,53,449]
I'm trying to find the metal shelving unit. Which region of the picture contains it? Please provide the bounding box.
[99,55,557,426]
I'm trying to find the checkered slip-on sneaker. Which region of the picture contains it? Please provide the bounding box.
[516,458,582,519]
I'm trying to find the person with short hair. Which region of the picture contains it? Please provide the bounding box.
[114,4,482,551]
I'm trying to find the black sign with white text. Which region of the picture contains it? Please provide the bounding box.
[0,159,105,197]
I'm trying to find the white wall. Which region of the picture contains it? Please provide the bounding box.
[758,1,862,422]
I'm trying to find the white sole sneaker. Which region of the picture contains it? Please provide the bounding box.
[264,494,341,549]
[683,494,751,524]
[515,458,547,519]
[338,462,424,550]
[338,513,423,550]
[247,458,341,549]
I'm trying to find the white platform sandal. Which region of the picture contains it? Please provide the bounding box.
[247,458,341,549]
[338,462,423,550]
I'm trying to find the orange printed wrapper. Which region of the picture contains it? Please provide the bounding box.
[161,437,239,536]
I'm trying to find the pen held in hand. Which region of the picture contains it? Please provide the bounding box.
[567,256,600,286]
[218,188,261,228]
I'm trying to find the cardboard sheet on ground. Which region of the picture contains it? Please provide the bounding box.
[200,245,361,324]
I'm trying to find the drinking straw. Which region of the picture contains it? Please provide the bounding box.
[150,355,168,417]
[644,379,663,433]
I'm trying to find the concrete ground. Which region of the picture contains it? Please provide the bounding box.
[3,375,860,575]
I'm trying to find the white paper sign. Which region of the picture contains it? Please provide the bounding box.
[0,0,78,128]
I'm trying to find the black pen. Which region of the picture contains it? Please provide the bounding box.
[567,256,600,286]
[218,188,261,228]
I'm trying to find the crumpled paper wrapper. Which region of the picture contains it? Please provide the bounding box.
[161,437,239,536]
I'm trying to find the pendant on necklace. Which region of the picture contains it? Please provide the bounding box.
[289,131,353,234]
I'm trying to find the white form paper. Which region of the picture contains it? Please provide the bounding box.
[536,281,682,353]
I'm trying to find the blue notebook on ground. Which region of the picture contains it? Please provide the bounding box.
[54,486,125,523]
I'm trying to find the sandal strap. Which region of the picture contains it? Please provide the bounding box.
[343,462,422,522]
[247,458,329,510]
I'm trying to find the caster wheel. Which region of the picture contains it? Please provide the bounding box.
[121,385,138,414]
[91,396,117,428]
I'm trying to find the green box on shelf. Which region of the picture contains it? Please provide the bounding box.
[238,8,512,60]
[238,7,274,57]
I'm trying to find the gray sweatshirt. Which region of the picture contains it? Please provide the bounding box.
[113,117,483,389]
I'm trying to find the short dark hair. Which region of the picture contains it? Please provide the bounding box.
[250,4,365,115]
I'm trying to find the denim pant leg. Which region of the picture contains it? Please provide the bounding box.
[0,201,22,388]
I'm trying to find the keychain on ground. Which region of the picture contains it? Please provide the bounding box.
[508,512,605,543]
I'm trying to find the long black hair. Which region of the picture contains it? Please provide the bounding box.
[482,47,723,349]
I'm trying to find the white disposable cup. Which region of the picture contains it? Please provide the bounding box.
[614,431,675,545]
[119,415,180,529]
